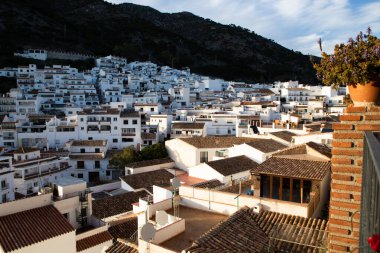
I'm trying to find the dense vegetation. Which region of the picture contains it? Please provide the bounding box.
[110,143,168,170]
[0,0,318,84]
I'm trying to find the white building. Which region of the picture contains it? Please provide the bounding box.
[0,156,15,203]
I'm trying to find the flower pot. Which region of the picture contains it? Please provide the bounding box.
[348,81,380,106]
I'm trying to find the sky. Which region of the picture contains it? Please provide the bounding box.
[106,0,380,56]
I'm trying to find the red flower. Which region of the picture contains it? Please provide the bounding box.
[368,234,380,252]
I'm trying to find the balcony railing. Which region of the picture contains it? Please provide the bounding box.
[22,165,71,180]
[359,132,380,252]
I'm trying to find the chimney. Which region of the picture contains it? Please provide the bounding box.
[329,106,380,252]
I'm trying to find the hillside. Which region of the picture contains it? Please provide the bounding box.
[0,0,318,83]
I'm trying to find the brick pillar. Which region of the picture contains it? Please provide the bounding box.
[329,106,380,252]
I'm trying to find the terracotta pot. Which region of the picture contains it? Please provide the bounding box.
[348,81,380,106]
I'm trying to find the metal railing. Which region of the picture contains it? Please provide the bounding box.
[359,132,380,252]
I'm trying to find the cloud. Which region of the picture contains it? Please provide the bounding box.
[106,0,380,55]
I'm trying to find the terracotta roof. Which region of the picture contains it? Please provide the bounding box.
[125,157,173,168]
[92,191,147,218]
[206,156,259,176]
[13,147,40,154]
[240,101,276,106]
[72,140,107,146]
[245,139,287,153]
[141,132,156,140]
[76,231,113,252]
[269,131,297,143]
[106,240,138,253]
[180,136,256,149]
[272,142,331,160]
[306,142,332,158]
[191,179,224,189]
[108,217,137,240]
[69,154,104,160]
[0,205,74,252]
[172,122,205,130]
[120,110,140,118]
[184,207,328,253]
[120,169,174,191]
[78,108,120,115]
[252,157,330,180]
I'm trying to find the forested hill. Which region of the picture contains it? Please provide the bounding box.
[0,0,318,83]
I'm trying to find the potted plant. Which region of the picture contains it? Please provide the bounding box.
[313,27,380,106]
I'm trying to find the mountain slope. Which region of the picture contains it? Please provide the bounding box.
[0,0,317,83]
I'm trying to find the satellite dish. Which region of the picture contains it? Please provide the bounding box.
[156,210,168,227]
[140,223,156,241]
[171,177,181,189]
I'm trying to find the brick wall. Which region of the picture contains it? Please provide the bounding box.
[329,106,380,252]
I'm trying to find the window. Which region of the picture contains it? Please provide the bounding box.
[80,118,84,122]
[122,138,134,142]
[132,120,138,125]
[150,108,154,112]
[77,161,84,169]
[1,181,6,189]
[95,148,100,153]
[2,194,6,203]
[113,139,118,143]
[94,161,100,168]
[106,171,111,176]
[77,173,83,178]
[88,137,93,140]
[123,120,129,124]
[63,213,69,220]
[200,151,208,163]
[33,182,38,187]
[80,148,85,153]
[81,127,84,130]
[113,117,117,121]
[114,126,117,130]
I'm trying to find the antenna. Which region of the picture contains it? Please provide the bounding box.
[156,210,168,227]
[140,223,156,241]
[171,177,181,217]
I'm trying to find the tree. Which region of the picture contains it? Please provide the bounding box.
[109,146,141,170]
[140,143,168,160]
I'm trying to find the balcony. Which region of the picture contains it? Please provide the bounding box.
[22,164,71,180]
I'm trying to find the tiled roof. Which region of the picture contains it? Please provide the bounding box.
[78,108,120,115]
[252,157,330,180]
[245,139,287,153]
[76,231,113,252]
[172,122,205,130]
[13,147,40,154]
[0,205,74,252]
[191,179,224,189]
[206,156,259,176]
[141,132,156,140]
[72,140,107,146]
[185,207,328,253]
[120,169,174,191]
[269,131,297,142]
[120,110,140,118]
[180,136,256,149]
[108,217,137,240]
[125,157,173,168]
[92,191,147,218]
[272,142,331,160]
[306,142,332,158]
[69,154,104,160]
[106,240,138,253]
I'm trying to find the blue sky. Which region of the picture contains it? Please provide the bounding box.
[107,0,380,56]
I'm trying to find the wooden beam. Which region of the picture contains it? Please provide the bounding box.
[289,178,293,202]
[279,176,283,200]
[269,176,273,199]
[300,179,304,204]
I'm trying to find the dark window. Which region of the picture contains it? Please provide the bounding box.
[292,179,301,203]
[200,151,208,163]
[95,148,100,153]
[94,161,100,168]
[282,178,290,201]
[80,149,85,153]
[132,120,138,125]
[77,173,83,178]
[113,139,118,143]
[261,175,270,198]
[123,120,128,124]
[77,161,84,169]
[106,171,111,176]
[272,176,280,200]
[122,138,134,142]
[150,108,154,112]
[303,180,312,203]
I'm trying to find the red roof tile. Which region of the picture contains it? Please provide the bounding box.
[76,231,113,252]
[0,205,74,252]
